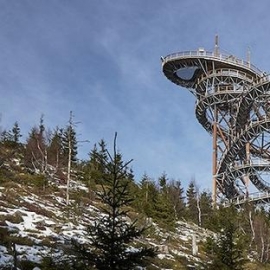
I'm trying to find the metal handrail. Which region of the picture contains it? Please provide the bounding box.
[163,50,263,76]
[216,118,270,191]
[225,191,270,206]
[196,68,256,87]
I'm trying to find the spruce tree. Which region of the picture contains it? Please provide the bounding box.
[0,121,21,147]
[204,205,247,270]
[89,140,109,185]
[47,127,63,169]
[11,121,22,144]
[81,140,111,190]
[167,179,185,220]
[62,125,77,165]
[24,118,47,173]
[199,190,213,228]
[152,192,175,228]
[139,173,152,208]
[137,174,159,218]
[159,172,168,193]
[0,122,22,169]
[186,180,199,224]
[137,173,175,227]
[73,133,156,269]
[0,130,13,144]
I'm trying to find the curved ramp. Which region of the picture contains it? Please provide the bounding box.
[162,48,270,202]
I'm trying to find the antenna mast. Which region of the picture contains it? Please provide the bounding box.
[214,35,219,56]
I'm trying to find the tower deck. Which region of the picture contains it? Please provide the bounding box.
[162,46,270,205]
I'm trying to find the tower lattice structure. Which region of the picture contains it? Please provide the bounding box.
[162,42,270,205]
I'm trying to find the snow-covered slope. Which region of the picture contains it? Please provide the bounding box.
[0,180,211,269]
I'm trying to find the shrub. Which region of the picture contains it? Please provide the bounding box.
[5,211,24,224]
[16,173,48,188]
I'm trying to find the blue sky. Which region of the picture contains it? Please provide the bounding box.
[0,0,270,191]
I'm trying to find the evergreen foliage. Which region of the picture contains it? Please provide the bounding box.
[62,125,77,165]
[137,174,159,218]
[25,126,46,172]
[159,172,167,192]
[204,205,247,270]
[12,121,22,144]
[151,173,175,227]
[3,114,270,268]
[186,180,198,224]
[47,127,64,168]
[73,133,156,269]
[24,115,47,173]
[0,121,22,147]
[88,140,109,185]
[0,121,23,172]
[167,179,185,220]
[251,207,270,263]
[199,190,213,228]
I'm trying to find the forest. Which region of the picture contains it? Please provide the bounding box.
[1,114,270,270]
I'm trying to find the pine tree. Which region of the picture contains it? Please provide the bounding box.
[137,174,159,218]
[159,172,168,193]
[204,205,247,270]
[0,130,13,143]
[186,180,199,224]
[24,116,47,173]
[11,121,22,144]
[0,121,21,147]
[47,127,63,169]
[95,139,108,172]
[167,179,185,220]
[89,140,109,185]
[73,133,156,269]
[0,122,22,169]
[62,125,77,165]
[139,173,151,205]
[151,173,175,227]
[80,139,111,191]
[199,190,213,228]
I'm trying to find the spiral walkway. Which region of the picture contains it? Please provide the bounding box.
[162,48,270,205]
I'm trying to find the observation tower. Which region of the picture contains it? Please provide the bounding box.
[162,37,270,205]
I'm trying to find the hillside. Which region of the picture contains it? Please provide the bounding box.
[0,175,210,269]
[0,138,270,269]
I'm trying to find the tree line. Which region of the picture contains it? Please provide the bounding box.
[1,115,270,269]
[0,115,213,228]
